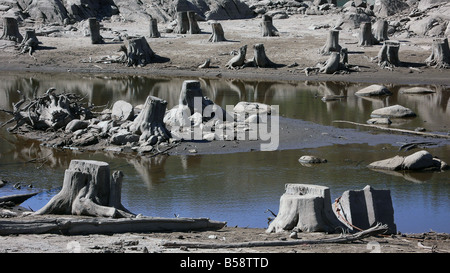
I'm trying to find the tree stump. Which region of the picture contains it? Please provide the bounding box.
[267,184,342,233]
[88,17,104,44]
[319,29,341,55]
[121,36,155,67]
[208,22,226,42]
[35,160,135,218]
[261,15,279,37]
[378,40,401,68]
[176,11,189,34]
[187,11,201,34]
[129,95,171,143]
[373,19,388,43]
[359,22,376,46]
[225,45,247,69]
[18,29,39,54]
[319,52,341,74]
[250,43,276,68]
[425,37,450,69]
[1,17,23,43]
[149,18,160,38]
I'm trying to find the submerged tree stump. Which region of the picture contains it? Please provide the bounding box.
[208,22,226,42]
[378,40,401,68]
[88,17,104,44]
[187,11,201,34]
[359,22,376,46]
[176,11,189,34]
[320,29,341,55]
[250,43,276,68]
[261,15,279,37]
[1,17,23,43]
[225,45,247,69]
[425,37,450,69]
[129,95,171,143]
[373,19,388,43]
[35,160,135,218]
[149,18,160,38]
[121,36,155,67]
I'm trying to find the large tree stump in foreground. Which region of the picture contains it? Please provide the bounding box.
[319,29,341,55]
[267,184,342,233]
[261,15,279,37]
[121,36,155,67]
[425,37,450,69]
[35,160,135,218]
[1,17,23,42]
[149,18,160,38]
[208,22,226,42]
[250,43,276,68]
[88,17,104,44]
[187,11,201,34]
[129,95,171,143]
[359,22,376,46]
[373,19,388,43]
[378,40,401,68]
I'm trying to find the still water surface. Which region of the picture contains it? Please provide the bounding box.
[0,72,449,233]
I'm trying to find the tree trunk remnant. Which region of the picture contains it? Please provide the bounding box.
[208,22,226,42]
[425,38,450,69]
[225,45,247,69]
[320,29,341,55]
[149,18,160,38]
[121,36,155,67]
[359,22,376,46]
[378,40,401,68]
[88,17,104,44]
[373,19,388,43]
[176,11,189,34]
[129,95,171,143]
[261,15,279,37]
[187,11,201,34]
[35,160,135,218]
[1,17,23,43]
[18,29,39,54]
[319,52,341,74]
[250,43,276,68]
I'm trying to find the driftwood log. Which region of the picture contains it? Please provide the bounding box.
[320,29,341,55]
[120,36,155,67]
[261,15,279,37]
[225,45,247,69]
[359,22,376,46]
[373,19,388,43]
[425,37,450,69]
[176,11,189,34]
[249,43,276,68]
[88,17,104,44]
[378,40,401,68]
[35,160,135,218]
[1,17,23,42]
[208,22,226,42]
[187,11,201,34]
[149,18,160,38]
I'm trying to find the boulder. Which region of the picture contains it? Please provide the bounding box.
[367,155,405,171]
[205,0,255,20]
[355,84,392,97]
[370,105,416,118]
[111,100,134,122]
[400,87,435,94]
[368,150,449,172]
[373,0,409,17]
[65,119,89,133]
[298,155,327,164]
[110,129,140,145]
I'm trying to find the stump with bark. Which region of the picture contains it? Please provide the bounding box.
[261,15,279,37]
[318,52,341,74]
[1,17,23,43]
[176,11,189,34]
[225,45,247,69]
[149,18,160,38]
[425,37,450,69]
[120,36,155,67]
[373,19,388,43]
[129,95,171,143]
[359,22,376,46]
[249,43,276,68]
[378,40,401,68]
[187,11,201,34]
[208,22,226,42]
[88,17,104,44]
[35,160,135,218]
[320,29,341,55]
[18,29,39,55]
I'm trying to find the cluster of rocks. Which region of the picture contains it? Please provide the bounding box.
[368,150,449,172]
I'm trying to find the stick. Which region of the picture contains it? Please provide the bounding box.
[162,223,388,249]
[333,120,450,139]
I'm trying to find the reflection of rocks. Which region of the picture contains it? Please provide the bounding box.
[400,87,435,95]
[368,150,449,172]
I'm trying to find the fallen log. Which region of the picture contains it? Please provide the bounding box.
[162,223,388,249]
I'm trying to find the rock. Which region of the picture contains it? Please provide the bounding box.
[203,132,215,141]
[402,150,435,170]
[205,0,255,21]
[373,0,409,17]
[367,155,405,171]
[355,84,392,97]
[233,101,274,115]
[366,117,392,125]
[298,155,327,164]
[111,100,135,122]
[65,119,89,133]
[368,150,449,171]
[400,87,435,94]
[110,129,140,145]
[370,105,416,118]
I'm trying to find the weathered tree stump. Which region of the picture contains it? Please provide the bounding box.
[250,43,276,68]
[1,17,23,43]
[129,95,171,143]
[425,37,450,69]
[319,51,341,74]
[320,29,341,55]
[18,29,39,54]
[267,184,342,233]
[373,19,388,43]
[225,45,247,69]
[149,18,160,38]
[378,40,401,68]
[176,11,189,34]
[187,11,201,34]
[359,22,376,46]
[88,17,104,44]
[120,36,155,67]
[261,15,279,37]
[208,22,226,42]
[35,160,135,218]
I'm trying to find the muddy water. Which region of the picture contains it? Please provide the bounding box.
[0,72,449,233]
